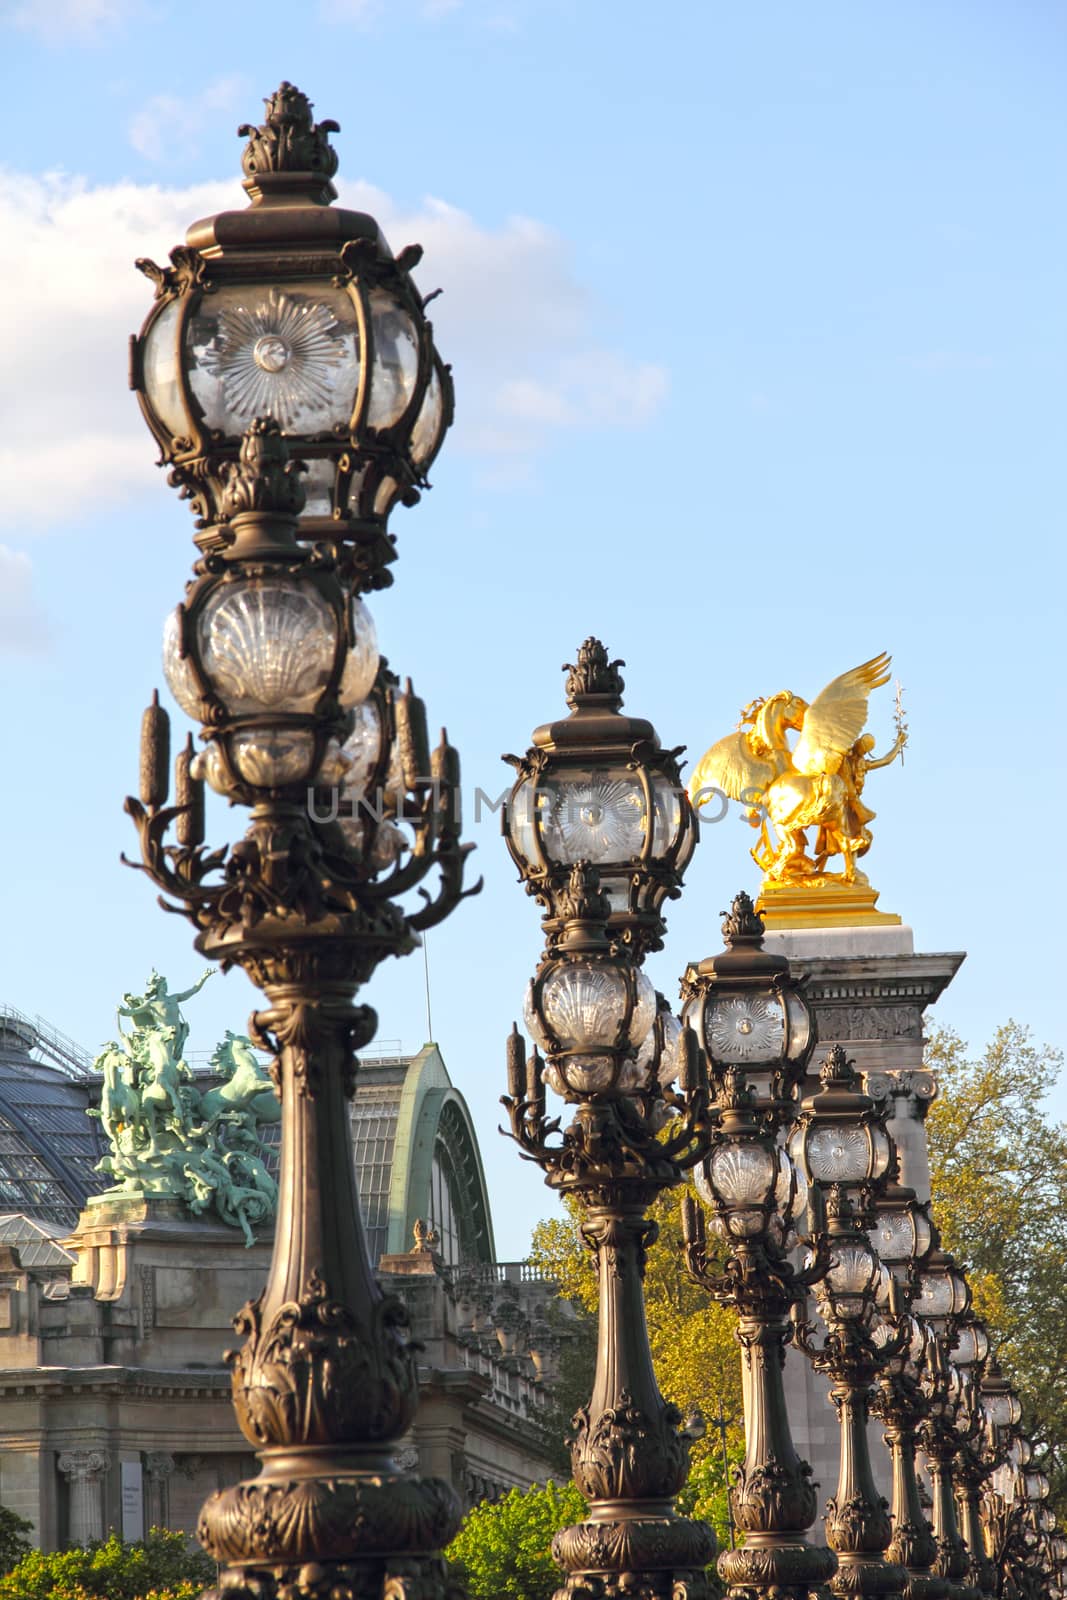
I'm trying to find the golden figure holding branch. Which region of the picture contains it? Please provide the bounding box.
[688,653,907,924]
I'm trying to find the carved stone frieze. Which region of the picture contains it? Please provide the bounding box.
[813,1003,923,1043]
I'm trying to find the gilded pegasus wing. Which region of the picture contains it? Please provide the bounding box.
[687,730,776,807]
[792,652,892,776]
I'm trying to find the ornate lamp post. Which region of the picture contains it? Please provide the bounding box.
[679,894,837,1600]
[913,1250,980,1600]
[947,1317,995,1600]
[126,88,478,1600]
[501,645,714,1600]
[789,1048,905,1600]
[866,1173,946,1600]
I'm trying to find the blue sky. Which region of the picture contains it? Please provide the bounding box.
[0,0,1063,1258]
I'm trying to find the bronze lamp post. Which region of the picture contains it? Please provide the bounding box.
[501,644,715,1600]
[126,86,478,1600]
[913,1251,981,1600]
[866,1172,946,1600]
[680,893,837,1600]
[789,1048,906,1600]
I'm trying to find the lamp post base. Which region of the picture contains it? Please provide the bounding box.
[719,1534,837,1600]
[553,1512,714,1600]
[829,1553,906,1600]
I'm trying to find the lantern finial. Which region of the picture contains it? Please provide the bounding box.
[720,890,765,946]
[563,638,625,710]
[239,82,340,184]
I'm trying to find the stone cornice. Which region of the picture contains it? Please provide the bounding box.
[789,951,965,1011]
[0,1365,232,1399]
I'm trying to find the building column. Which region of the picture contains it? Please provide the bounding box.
[144,1452,175,1531]
[58,1450,110,1546]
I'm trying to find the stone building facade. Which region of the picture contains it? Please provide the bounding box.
[0,1019,565,1549]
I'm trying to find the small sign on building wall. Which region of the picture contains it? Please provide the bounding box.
[121,1461,144,1542]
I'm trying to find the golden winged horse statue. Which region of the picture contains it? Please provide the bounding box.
[687,653,907,891]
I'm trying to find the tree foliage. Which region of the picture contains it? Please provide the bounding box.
[445,1480,587,1600]
[529,1185,744,1471]
[0,1529,215,1599]
[925,1021,1067,1507]
[0,1508,33,1576]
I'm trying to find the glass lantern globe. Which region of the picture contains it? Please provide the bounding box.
[911,1251,970,1324]
[817,1235,880,1320]
[953,1320,990,1368]
[131,83,451,559]
[868,1198,933,1266]
[789,1046,891,1207]
[981,1365,1023,1430]
[502,639,696,956]
[681,892,814,1098]
[1026,1471,1052,1502]
[524,960,655,1099]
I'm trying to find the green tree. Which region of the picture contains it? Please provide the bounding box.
[529,1185,744,1472]
[0,1508,33,1575]
[0,1529,214,1600]
[925,1021,1067,1509]
[445,1480,587,1600]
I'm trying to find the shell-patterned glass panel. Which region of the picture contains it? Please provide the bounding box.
[340,698,385,801]
[186,283,360,437]
[827,1241,876,1296]
[162,607,201,717]
[801,1122,871,1183]
[629,970,656,1048]
[231,729,315,787]
[526,963,629,1052]
[199,578,337,715]
[565,1055,618,1094]
[911,1271,954,1318]
[540,771,647,865]
[706,993,785,1064]
[337,597,379,707]
[142,296,188,440]
[870,1209,916,1262]
[709,1141,775,1206]
[367,288,420,429]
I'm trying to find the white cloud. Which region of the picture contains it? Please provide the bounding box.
[129,77,244,162]
[0,547,48,654]
[2,0,141,43]
[0,169,667,530]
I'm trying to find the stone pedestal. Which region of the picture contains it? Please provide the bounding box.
[763,923,965,1529]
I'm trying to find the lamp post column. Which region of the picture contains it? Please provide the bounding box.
[680,893,833,1600]
[501,641,713,1600]
[794,1188,906,1600]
